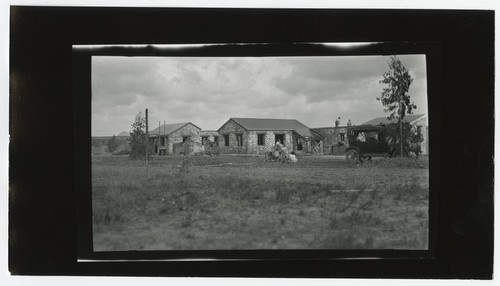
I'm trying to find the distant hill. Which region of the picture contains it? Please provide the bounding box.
[117,131,130,137]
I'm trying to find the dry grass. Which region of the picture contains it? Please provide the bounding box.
[92,155,429,251]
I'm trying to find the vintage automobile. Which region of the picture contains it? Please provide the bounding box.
[344,125,391,162]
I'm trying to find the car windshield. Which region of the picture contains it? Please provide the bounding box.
[357,132,366,142]
[355,130,382,142]
[366,131,379,141]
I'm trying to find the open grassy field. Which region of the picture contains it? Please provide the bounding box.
[92,155,429,251]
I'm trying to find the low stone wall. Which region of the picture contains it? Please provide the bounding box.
[172,139,204,155]
[331,142,348,155]
[218,146,247,154]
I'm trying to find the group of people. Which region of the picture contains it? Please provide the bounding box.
[271,140,297,163]
[335,117,353,127]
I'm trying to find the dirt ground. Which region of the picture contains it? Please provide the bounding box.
[92,154,429,251]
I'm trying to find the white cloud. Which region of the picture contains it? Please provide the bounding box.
[92,55,428,136]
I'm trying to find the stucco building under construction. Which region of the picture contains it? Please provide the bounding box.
[145,114,428,156]
[216,118,322,155]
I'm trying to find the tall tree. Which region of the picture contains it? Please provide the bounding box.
[129,112,147,159]
[378,56,416,157]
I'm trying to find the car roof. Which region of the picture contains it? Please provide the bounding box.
[347,124,383,131]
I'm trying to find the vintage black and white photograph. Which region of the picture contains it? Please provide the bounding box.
[90,49,429,251]
[7,3,495,279]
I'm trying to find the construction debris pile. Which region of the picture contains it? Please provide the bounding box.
[265,142,298,163]
[200,140,221,156]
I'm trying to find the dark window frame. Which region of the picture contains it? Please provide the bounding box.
[275,134,285,144]
[224,135,230,146]
[236,134,243,146]
[257,133,265,146]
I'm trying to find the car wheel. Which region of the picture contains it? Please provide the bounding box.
[346,150,360,162]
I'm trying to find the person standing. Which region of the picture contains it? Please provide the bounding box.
[347,119,352,127]
[335,117,341,127]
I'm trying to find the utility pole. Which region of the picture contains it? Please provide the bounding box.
[400,102,403,157]
[158,121,161,155]
[145,108,149,176]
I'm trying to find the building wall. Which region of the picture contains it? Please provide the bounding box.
[311,126,349,155]
[411,117,428,155]
[246,131,293,154]
[218,120,248,154]
[217,120,297,155]
[166,123,202,154]
[282,132,293,151]
[200,130,219,141]
[198,130,218,153]
[172,138,204,155]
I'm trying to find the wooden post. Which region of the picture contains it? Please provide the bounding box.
[145,108,149,175]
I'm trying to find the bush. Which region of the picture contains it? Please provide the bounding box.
[129,112,152,159]
[91,145,108,156]
[106,135,119,153]
[383,122,424,158]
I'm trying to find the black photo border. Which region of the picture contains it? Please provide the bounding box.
[10,7,494,278]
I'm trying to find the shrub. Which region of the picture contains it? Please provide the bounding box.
[91,145,108,156]
[129,112,152,159]
[383,122,424,158]
[106,135,119,153]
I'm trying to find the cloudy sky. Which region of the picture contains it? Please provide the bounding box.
[91,54,427,136]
